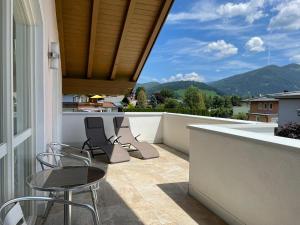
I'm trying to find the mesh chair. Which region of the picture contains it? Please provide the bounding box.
[0,196,98,225]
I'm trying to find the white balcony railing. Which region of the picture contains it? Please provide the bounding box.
[62,112,300,225]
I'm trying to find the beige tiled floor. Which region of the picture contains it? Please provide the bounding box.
[44,144,227,225]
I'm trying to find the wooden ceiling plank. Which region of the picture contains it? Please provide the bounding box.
[87,0,100,79]
[131,0,174,82]
[109,0,136,80]
[63,78,135,95]
[55,0,66,76]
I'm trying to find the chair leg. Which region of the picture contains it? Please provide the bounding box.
[90,187,100,225]
[40,192,55,225]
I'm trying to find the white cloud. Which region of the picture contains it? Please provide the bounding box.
[167,1,219,23]
[217,0,265,23]
[205,40,238,58]
[168,0,266,24]
[162,72,205,83]
[245,37,266,52]
[269,0,300,31]
[289,54,300,63]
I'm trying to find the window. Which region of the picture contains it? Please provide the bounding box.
[269,103,273,109]
[13,19,31,135]
[14,138,32,217]
[264,103,268,109]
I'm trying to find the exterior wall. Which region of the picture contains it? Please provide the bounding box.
[39,0,62,146]
[62,112,163,145]
[248,114,269,122]
[278,99,300,126]
[163,113,255,154]
[250,101,278,114]
[188,124,300,225]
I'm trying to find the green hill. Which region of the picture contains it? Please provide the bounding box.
[210,64,300,97]
[136,81,222,98]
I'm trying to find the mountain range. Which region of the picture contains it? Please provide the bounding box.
[135,81,222,98]
[210,64,300,96]
[137,64,300,97]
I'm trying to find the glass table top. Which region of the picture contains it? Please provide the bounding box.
[27,166,105,192]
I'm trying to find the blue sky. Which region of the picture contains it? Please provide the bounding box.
[139,0,300,83]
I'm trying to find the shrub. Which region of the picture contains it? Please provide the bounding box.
[232,112,248,120]
[164,98,179,109]
[276,123,300,139]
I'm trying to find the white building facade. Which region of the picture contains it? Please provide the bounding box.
[273,92,300,126]
[0,0,61,207]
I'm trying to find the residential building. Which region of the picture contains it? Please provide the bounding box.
[271,91,300,126]
[243,97,279,122]
[1,1,300,225]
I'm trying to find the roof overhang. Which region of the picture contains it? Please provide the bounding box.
[56,0,174,95]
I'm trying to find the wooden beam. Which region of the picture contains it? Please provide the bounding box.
[110,0,136,80]
[63,78,136,95]
[131,0,174,82]
[55,0,66,76]
[87,0,100,79]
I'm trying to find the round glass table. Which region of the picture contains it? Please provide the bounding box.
[27,166,105,225]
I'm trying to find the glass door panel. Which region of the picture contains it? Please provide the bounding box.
[14,138,32,217]
[13,19,31,135]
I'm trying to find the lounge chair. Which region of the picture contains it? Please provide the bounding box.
[83,117,130,163]
[113,117,159,159]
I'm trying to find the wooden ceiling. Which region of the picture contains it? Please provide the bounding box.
[56,0,174,95]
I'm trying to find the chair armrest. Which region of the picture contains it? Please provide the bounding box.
[63,153,91,166]
[0,197,98,225]
[49,142,92,165]
[134,134,141,141]
[113,136,122,144]
[106,135,114,144]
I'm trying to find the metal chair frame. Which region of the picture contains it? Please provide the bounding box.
[0,196,98,225]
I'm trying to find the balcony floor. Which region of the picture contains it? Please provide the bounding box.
[44,144,227,225]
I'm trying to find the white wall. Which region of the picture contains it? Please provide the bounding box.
[62,112,164,146]
[39,0,62,146]
[278,99,300,126]
[163,113,255,154]
[188,124,300,225]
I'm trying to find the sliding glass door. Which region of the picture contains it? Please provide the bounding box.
[0,0,42,212]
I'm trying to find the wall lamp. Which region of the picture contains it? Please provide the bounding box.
[48,42,60,69]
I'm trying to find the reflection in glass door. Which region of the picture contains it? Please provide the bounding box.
[13,0,34,204]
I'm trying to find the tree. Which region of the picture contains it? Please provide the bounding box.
[212,96,225,108]
[231,95,242,106]
[224,96,233,108]
[164,98,179,109]
[150,95,158,108]
[160,88,174,99]
[135,87,146,99]
[204,95,212,109]
[154,93,165,104]
[183,86,206,110]
[136,89,147,108]
[121,96,130,105]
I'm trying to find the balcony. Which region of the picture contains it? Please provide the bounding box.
[43,144,226,225]
[57,112,300,225]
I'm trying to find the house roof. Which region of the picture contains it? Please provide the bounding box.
[56,0,174,95]
[102,102,117,108]
[270,91,300,99]
[243,97,278,102]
